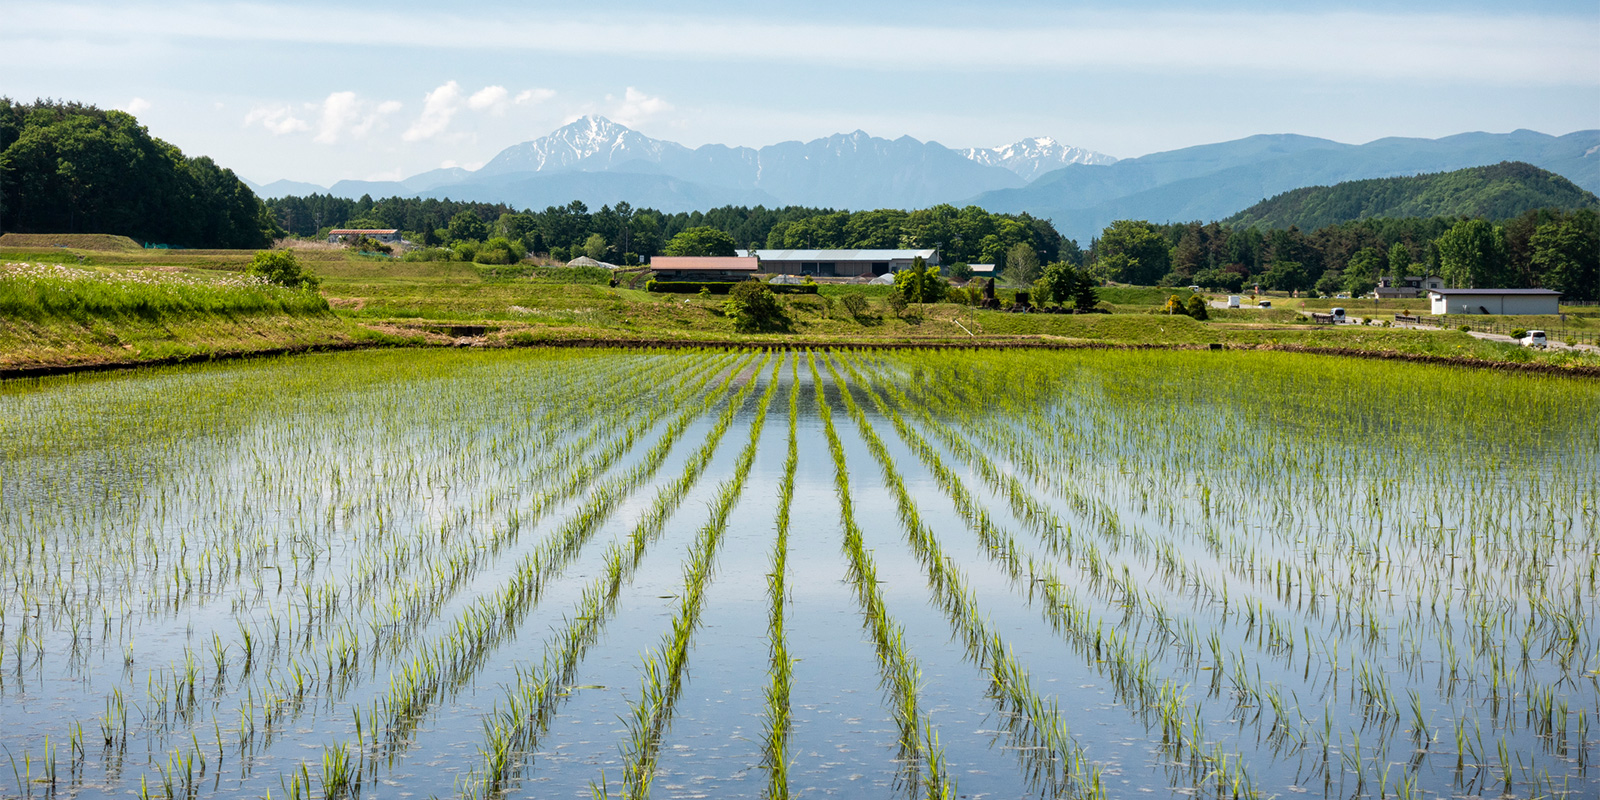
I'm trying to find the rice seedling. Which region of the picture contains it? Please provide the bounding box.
[0,346,1594,798]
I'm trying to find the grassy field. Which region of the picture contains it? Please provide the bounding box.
[4,243,1598,374]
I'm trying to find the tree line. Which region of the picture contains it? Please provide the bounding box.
[263,195,1072,267]
[0,99,277,248]
[1089,210,1599,300]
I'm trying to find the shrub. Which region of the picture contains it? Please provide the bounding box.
[722,280,788,332]
[1510,328,1527,339]
[1184,295,1209,320]
[841,293,870,318]
[402,247,456,262]
[249,250,320,290]
[884,289,909,317]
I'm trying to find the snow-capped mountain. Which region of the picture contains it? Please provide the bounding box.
[465,118,1026,209]
[960,137,1117,182]
[477,115,691,175]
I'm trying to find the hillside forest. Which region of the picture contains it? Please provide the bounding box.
[0,99,278,248]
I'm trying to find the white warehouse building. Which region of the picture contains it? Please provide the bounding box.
[1427,288,1562,316]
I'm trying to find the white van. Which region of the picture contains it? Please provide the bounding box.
[1331,307,1346,323]
[1523,330,1547,348]
[1227,296,1241,309]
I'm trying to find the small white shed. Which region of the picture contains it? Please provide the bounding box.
[1428,288,1561,316]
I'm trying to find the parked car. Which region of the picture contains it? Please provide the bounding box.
[1523,330,1548,348]
[1331,307,1346,323]
[1258,300,1272,308]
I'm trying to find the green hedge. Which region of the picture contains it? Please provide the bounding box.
[646,279,740,294]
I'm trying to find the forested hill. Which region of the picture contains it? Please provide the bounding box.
[1224,162,1599,230]
[0,99,278,248]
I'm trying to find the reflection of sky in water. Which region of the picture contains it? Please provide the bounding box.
[0,348,1596,799]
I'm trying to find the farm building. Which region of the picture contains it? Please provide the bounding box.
[327,228,401,244]
[734,249,940,278]
[1375,275,1444,299]
[649,256,760,281]
[1427,288,1561,315]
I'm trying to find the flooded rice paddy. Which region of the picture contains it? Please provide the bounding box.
[1,347,1597,799]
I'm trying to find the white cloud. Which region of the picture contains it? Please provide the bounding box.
[467,85,509,113]
[611,87,671,127]
[515,89,555,105]
[404,81,463,141]
[314,91,400,144]
[12,5,1595,85]
[243,104,310,135]
[124,97,151,115]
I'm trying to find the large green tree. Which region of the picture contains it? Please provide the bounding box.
[1095,220,1170,285]
[664,225,737,256]
[1436,218,1509,288]
[1529,216,1600,301]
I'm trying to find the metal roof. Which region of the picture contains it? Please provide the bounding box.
[736,249,938,261]
[649,256,759,271]
[1427,288,1561,295]
[329,229,398,234]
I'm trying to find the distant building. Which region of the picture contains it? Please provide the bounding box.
[328,228,400,244]
[649,256,760,281]
[1375,275,1444,299]
[966,263,996,278]
[735,249,940,278]
[1428,288,1561,315]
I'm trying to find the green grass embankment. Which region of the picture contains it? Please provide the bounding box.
[0,262,383,371]
[4,247,1597,376]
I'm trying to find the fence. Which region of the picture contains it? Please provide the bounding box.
[1436,317,1599,346]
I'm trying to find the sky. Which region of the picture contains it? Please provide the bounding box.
[4,0,1597,187]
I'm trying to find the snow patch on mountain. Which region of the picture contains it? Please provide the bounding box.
[477,115,688,175]
[961,137,1117,181]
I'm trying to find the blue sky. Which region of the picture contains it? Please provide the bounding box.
[4,0,1596,186]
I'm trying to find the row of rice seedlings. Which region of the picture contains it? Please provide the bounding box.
[0,350,635,702]
[447,354,782,799]
[11,352,728,796]
[983,355,1600,781]
[1,350,638,643]
[871,349,1600,792]
[342,352,764,761]
[807,352,956,800]
[760,357,800,799]
[827,354,1122,798]
[602,356,785,800]
[116,357,687,728]
[852,352,1371,789]
[29,354,711,777]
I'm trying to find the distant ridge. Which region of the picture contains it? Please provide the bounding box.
[250,116,1113,212]
[1222,162,1600,229]
[970,129,1600,241]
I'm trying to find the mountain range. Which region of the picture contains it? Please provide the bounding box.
[248,117,1600,242]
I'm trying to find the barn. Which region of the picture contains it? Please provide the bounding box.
[1427,288,1561,315]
